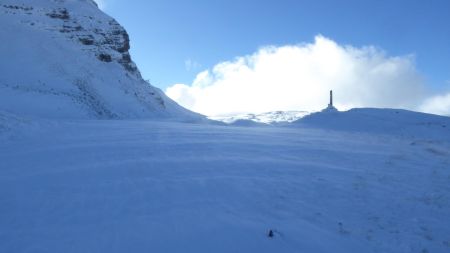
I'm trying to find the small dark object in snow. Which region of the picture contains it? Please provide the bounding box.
[338,222,350,235]
[267,229,274,238]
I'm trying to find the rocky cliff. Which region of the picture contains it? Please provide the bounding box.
[0,0,203,120]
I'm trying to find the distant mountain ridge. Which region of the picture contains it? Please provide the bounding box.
[0,0,203,121]
[211,110,311,125]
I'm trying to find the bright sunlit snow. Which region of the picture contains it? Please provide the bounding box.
[1,1,450,253]
[1,109,450,253]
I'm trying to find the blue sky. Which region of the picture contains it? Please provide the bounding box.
[99,0,450,116]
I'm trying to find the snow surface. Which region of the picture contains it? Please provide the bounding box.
[1,1,450,252]
[1,108,450,253]
[0,0,203,121]
[211,110,311,125]
[296,108,450,139]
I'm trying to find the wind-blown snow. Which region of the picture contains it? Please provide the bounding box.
[1,1,450,252]
[1,109,449,253]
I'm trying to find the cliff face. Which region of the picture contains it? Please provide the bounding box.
[0,0,203,120]
[37,1,138,74]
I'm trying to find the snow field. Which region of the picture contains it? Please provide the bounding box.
[1,114,449,252]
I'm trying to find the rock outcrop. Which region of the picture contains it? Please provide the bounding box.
[0,0,203,121]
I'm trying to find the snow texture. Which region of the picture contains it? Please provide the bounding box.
[1,1,450,252]
[1,108,450,253]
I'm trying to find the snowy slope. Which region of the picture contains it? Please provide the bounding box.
[295,108,450,140]
[0,0,203,120]
[211,110,311,125]
[1,109,449,253]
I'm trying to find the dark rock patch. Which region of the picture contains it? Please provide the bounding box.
[98,53,112,62]
[47,8,70,20]
[79,35,95,45]
[2,5,33,11]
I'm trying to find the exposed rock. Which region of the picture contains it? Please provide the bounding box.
[116,30,130,53]
[2,4,33,11]
[46,8,69,20]
[79,35,94,45]
[98,53,112,62]
[0,0,204,120]
[3,3,141,75]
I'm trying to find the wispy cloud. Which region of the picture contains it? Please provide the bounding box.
[166,35,432,116]
[185,59,201,72]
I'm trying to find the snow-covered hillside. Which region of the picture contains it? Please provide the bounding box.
[211,110,311,125]
[1,109,449,252]
[1,2,450,252]
[0,0,203,120]
[295,108,449,139]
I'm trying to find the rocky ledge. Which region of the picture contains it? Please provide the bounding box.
[1,1,139,76]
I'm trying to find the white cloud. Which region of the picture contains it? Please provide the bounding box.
[166,35,429,117]
[419,92,450,116]
[93,0,106,10]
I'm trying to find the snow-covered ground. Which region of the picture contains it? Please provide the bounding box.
[211,110,311,125]
[3,2,448,251]
[1,109,449,253]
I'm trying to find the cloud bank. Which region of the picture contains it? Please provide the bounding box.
[419,92,450,116]
[166,35,448,116]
